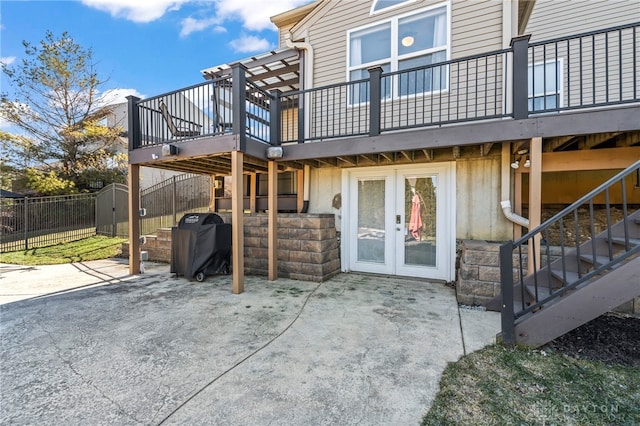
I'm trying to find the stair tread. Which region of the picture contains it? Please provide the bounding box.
[524,284,555,301]
[607,236,640,246]
[579,253,613,267]
[550,269,581,285]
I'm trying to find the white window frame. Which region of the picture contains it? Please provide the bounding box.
[347,2,451,105]
[370,0,416,15]
[528,58,563,112]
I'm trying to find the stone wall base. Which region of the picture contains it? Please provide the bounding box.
[122,213,340,282]
[457,239,639,315]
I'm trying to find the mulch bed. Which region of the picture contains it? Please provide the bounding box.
[543,313,640,367]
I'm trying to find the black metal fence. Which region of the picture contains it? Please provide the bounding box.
[499,160,640,345]
[1,193,96,252]
[128,22,639,148]
[0,175,211,253]
[140,174,211,235]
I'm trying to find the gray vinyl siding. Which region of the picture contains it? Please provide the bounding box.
[451,1,502,55]
[294,0,505,140]
[307,0,504,88]
[526,0,640,41]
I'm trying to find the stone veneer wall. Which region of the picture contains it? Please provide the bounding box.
[125,213,341,282]
[457,239,639,314]
[221,213,340,282]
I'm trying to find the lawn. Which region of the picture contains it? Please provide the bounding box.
[422,344,640,425]
[0,235,127,265]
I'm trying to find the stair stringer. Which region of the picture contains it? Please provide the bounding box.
[513,255,640,347]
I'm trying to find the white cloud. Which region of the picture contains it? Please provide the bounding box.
[180,16,224,38]
[80,0,190,23]
[214,0,310,32]
[229,35,272,53]
[0,56,16,66]
[98,88,146,106]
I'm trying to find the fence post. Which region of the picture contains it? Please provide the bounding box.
[368,67,383,136]
[231,63,247,151]
[510,34,531,120]
[24,197,29,251]
[500,241,515,346]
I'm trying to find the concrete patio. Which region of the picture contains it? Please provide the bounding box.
[0,259,499,425]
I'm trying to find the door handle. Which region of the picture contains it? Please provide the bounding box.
[396,215,401,224]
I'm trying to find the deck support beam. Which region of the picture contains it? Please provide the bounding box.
[128,164,141,275]
[268,161,278,280]
[528,137,542,276]
[231,150,245,294]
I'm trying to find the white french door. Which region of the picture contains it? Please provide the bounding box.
[342,163,455,281]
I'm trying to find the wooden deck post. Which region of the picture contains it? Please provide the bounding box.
[528,137,542,276]
[268,161,278,280]
[128,164,141,275]
[231,150,245,294]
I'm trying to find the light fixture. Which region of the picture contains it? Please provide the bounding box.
[401,35,415,47]
[266,146,283,159]
[162,143,178,156]
[510,158,520,169]
[523,156,531,168]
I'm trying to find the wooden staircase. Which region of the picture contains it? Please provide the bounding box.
[496,160,640,347]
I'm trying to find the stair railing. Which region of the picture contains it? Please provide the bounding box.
[500,159,640,345]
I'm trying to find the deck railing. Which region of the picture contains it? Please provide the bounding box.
[499,160,640,345]
[527,22,639,114]
[128,22,639,149]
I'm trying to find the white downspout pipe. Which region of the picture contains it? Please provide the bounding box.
[285,33,314,213]
[500,200,529,228]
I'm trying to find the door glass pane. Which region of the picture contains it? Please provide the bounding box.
[404,176,437,267]
[357,178,385,263]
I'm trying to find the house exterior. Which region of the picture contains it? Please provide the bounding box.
[125,0,639,343]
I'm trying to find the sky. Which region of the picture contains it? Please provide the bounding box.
[0,0,310,107]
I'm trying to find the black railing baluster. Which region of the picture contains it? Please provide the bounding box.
[559,218,567,286]
[592,34,596,105]
[619,29,623,102]
[605,31,609,103]
[605,188,613,260]
[575,208,582,278]
[621,178,630,251]
[588,200,597,266]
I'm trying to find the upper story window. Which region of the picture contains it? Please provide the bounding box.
[371,0,415,14]
[348,4,449,103]
[528,60,562,112]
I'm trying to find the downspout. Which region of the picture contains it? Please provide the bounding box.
[285,32,314,213]
[500,200,529,228]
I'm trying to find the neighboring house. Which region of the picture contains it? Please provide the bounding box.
[126,0,640,345]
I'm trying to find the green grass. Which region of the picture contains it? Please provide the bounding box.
[422,345,640,425]
[0,236,127,265]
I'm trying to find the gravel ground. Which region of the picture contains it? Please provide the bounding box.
[543,313,640,367]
